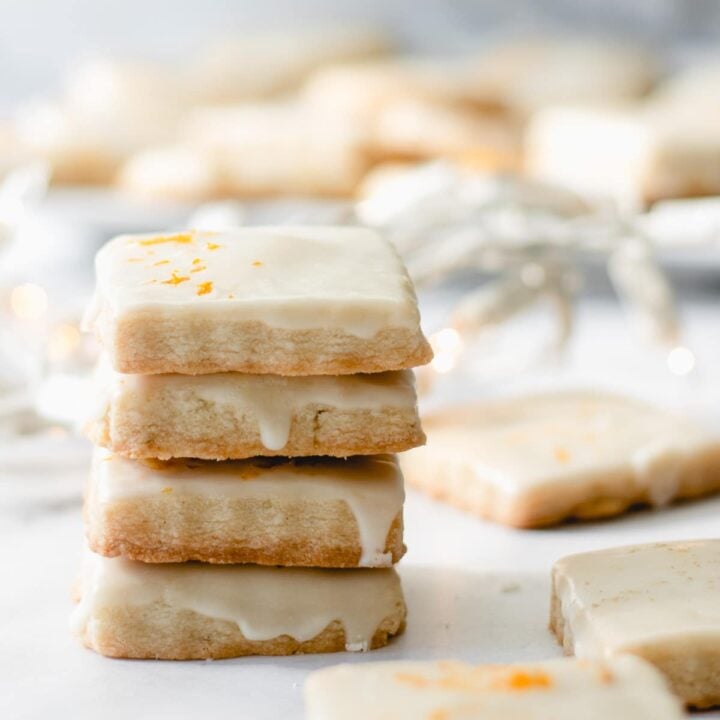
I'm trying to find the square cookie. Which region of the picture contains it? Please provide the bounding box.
[402,391,720,527]
[72,549,405,659]
[305,657,683,719]
[87,360,424,459]
[552,539,720,708]
[526,105,720,207]
[86,448,405,567]
[83,226,432,375]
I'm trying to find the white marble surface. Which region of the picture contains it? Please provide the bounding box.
[2,296,720,719]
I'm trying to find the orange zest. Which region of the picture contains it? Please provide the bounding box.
[139,233,193,246]
[196,281,213,296]
[161,271,190,286]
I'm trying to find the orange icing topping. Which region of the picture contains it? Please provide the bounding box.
[196,281,213,296]
[161,271,190,286]
[139,233,193,246]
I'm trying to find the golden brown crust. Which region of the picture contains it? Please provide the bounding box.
[102,312,432,376]
[85,485,405,567]
[80,607,406,660]
[87,404,425,461]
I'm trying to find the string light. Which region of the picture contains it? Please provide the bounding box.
[46,323,81,362]
[10,283,47,320]
[667,346,696,376]
[430,327,463,374]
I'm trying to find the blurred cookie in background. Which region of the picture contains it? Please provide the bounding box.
[14,59,185,185]
[526,104,720,208]
[467,37,659,118]
[186,26,392,104]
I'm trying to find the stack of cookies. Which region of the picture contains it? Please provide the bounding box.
[73,226,431,659]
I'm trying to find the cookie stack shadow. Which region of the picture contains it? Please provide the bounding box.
[72,226,431,659]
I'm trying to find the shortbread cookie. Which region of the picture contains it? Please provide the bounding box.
[402,391,720,528]
[72,550,405,659]
[372,98,521,170]
[526,105,720,207]
[86,448,405,567]
[551,539,720,708]
[305,656,684,719]
[83,227,431,375]
[87,361,423,459]
[118,144,220,202]
[469,39,656,117]
[183,103,370,198]
[189,27,390,104]
[302,60,521,171]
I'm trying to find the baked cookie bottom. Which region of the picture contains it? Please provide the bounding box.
[101,313,432,375]
[86,494,405,567]
[80,610,406,660]
[89,405,425,460]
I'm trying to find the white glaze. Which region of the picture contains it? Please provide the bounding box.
[72,549,403,650]
[305,656,684,719]
[93,448,404,567]
[93,357,418,452]
[83,227,420,340]
[554,539,720,659]
[407,391,716,503]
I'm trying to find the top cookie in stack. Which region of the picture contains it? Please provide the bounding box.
[85,226,432,376]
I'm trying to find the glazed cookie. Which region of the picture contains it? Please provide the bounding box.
[305,656,683,719]
[551,539,720,708]
[402,391,720,528]
[73,550,406,659]
[83,227,432,375]
[87,361,423,459]
[86,448,405,567]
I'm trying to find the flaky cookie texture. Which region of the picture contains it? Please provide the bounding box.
[86,491,406,566]
[104,312,432,375]
[405,444,720,529]
[88,404,425,460]
[550,590,720,709]
[80,607,406,660]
